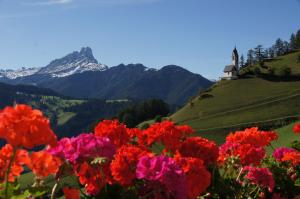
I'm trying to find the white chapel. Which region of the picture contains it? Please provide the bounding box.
[222,47,239,80]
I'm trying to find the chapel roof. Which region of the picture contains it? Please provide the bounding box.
[223,65,237,72]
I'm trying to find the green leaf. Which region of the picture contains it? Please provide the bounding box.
[91,157,107,165]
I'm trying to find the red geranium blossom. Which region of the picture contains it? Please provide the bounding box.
[175,156,211,199]
[75,161,110,195]
[29,151,62,178]
[226,127,278,148]
[63,188,80,199]
[0,144,30,182]
[110,145,150,186]
[281,151,300,166]
[219,142,265,166]
[94,120,130,148]
[178,137,219,165]
[0,104,57,149]
[126,128,142,139]
[138,121,194,153]
[293,123,300,134]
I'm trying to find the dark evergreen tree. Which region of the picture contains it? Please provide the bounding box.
[263,49,269,59]
[295,30,300,49]
[290,33,297,50]
[268,46,275,58]
[240,55,245,68]
[283,41,290,54]
[254,45,264,62]
[247,49,255,66]
[274,38,284,56]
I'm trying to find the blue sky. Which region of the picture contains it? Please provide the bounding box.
[0,0,299,79]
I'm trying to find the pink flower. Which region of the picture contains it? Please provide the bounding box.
[48,133,115,164]
[136,155,187,199]
[244,166,275,192]
[272,147,296,161]
[48,137,74,160]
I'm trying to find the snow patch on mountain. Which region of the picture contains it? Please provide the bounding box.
[41,62,108,78]
[0,47,108,79]
[0,67,40,79]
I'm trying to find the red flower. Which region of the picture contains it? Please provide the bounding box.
[226,127,278,148]
[293,123,300,134]
[63,188,80,199]
[175,156,211,199]
[236,144,265,166]
[219,142,265,166]
[29,151,61,178]
[0,144,30,182]
[0,104,57,149]
[178,137,219,165]
[281,151,300,166]
[110,145,150,186]
[75,162,110,195]
[127,128,142,139]
[94,120,130,148]
[139,121,194,153]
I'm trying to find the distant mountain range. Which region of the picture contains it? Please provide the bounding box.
[0,47,212,105]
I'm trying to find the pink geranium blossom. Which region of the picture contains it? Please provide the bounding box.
[48,133,115,164]
[136,155,187,199]
[244,166,275,192]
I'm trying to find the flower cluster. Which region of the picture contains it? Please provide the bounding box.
[272,147,296,161]
[219,127,278,166]
[48,133,116,164]
[0,104,300,199]
[293,123,300,134]
[0,144,29,182]
[0,104,57,149]
[178,137,219,165]
[48,133,116,195]
[175,156,211,199]
[243,166,275,192]
[110,145,150,186]
[281,151,300,166]
[28,151,61,178]
[94,120,130,148]
[47,118,213,198]
[136,155,187,199]
[137,120,194,153]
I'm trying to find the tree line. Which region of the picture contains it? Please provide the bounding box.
[240,28,300,68]
[118,99,170,128]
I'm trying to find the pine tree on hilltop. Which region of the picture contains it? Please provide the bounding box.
[274,38,284,56]
[247,49,254,66]
[240,55,245,68]
[254,45,264,62]
[290,33,297,50]
[295,29,300,49]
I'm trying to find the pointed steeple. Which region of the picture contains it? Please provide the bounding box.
[232,46,239,68]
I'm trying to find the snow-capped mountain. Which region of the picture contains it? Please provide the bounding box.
[0,47,107,79]
[37,47,107,77]
[0,67,40,79]
[0,47,213,105]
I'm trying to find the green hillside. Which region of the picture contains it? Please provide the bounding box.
[270,121,299,150]
[168,50,300,144]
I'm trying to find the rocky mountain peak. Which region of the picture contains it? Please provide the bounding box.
[35,47,106,77]
[46,47,98,68]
